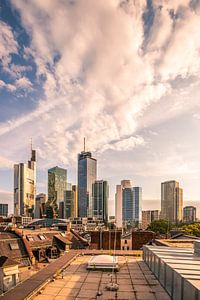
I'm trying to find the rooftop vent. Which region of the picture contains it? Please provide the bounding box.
[87,255,118,271]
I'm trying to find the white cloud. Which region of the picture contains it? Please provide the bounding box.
[0,0,199,170]
[0,156,15,169]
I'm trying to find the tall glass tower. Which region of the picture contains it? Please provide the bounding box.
[92,180,109,223]
[47,166,67,218]
[78,150,97,217]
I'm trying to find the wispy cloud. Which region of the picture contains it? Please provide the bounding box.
[0,0,200,171]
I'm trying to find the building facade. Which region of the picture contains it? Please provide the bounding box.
[14,150,36,217]
[183,206,196,223]
[92,180,109,223]
[142,210,160,229]
[47,166,67,218]
[115,180,131,228]
[78,151,97,217]
[0,204,8,217]
[161,180,183,224]
[35,193,46,219]
[122,186,142,227]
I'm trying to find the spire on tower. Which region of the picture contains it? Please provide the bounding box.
[84,137,86,152]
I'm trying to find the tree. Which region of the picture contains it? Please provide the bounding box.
[182,223,200,237]
[147,219,172,234]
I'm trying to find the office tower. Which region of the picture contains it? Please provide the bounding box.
[35,193,46,219]
[59,201,64,219]
[92,180,109,223]
[47,166,67,218]
[133,187,142,224]
[78,149,97,217]
[183,206,196,223]
[115,180,131,228]
[14,149,36,217]
[64,184,78,219]
[142,210,160,229]
[122,186,142,226]
[0,204,8,217]
[161,180,183,224]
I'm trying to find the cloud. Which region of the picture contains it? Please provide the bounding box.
[0,0,200,169]
[0,155,15,169]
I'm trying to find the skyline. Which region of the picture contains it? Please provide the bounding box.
[1,1,200,216]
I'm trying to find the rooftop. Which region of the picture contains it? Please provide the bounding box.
[32,254,170,300]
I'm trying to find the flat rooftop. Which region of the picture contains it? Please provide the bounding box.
[33,255,170,300]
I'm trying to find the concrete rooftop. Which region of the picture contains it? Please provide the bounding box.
[33,255,170,300]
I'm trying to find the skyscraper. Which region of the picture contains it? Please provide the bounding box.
[35,193,46,218]
[183,206,196,223]
[122,186,142,226]
[47,166,67,218]
[142,210,160,229]
[161,180,183,224]
[92,180,109,223]
[115,180,131,228]
[133,187,142,224]
[64,184,78,219]
[14,149,36,217]
[78,150,97,217]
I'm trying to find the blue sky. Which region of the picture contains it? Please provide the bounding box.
[1,0,200,215]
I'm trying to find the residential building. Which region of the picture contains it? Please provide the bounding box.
[78,150,97,217]
[47,166,67,218]
[92,180,109,223]
[115,180,131,228]
[0,204,8,217]
[183,206,196,223]
[142,210,160,229]
[14,149,36,217]
[161,180,183,224]
[35,193,46,219]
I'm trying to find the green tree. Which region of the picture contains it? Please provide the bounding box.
[182,223,200,237]
[147,219,172,234]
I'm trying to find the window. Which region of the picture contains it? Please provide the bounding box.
[38,234,45,240]
[27,235,34,241]
[125,239,127,244]
[9,243,19,250]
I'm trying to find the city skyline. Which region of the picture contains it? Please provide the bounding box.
[1,1,200,217]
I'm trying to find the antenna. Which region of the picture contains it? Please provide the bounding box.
[84,137,86,152]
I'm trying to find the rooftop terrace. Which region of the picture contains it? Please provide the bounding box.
[32,254,170,300]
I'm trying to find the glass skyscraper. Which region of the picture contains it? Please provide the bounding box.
[47,166,67,218]
[78,151,97,217]
[92,180,109,223]
[14,149,36,217]
[122,185,142,227]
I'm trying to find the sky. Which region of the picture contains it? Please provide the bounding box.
[1,0,200,216]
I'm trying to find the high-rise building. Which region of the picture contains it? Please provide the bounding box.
[115,180,131,228]
[64,184,78,219]
[0,204,8,217]
[78,151,97,217]
[92,180,109,223]
[47,166,67,218]
[183,206,196,223]
[161,180,183,224]
[14,149,36,217]
[122,186,142,226]
[35,193,46,219]
[142,210,160,229]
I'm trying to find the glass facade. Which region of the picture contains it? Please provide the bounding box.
[14,150,36,217]
[47,166,67,218]
[92,180,108,223]
[0,204,8,217]
[122,186,142,226]
[78,152,97,217]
